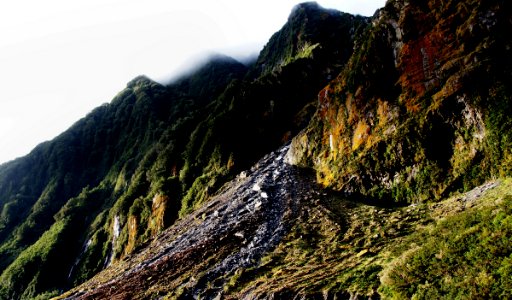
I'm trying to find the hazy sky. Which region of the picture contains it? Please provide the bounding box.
[0,0,385,164]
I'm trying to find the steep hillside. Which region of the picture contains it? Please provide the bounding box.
[0,58,247,299]
[0,3,367,299]
[58,145,318,299]
[288,0,512,203]
[59,0,512,299]
[2,0,512,299]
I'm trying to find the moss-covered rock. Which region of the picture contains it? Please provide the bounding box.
[289,0,512,204]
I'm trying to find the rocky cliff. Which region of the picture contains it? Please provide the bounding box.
[288,0,512,203]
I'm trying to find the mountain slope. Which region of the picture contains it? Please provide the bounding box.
[288,0,512,203]
[60,0,512,299]
[0,3,368,299]
[58,158,512,299]
[0,60,247,299]
[59,145,318,299]
[2,0,512,299]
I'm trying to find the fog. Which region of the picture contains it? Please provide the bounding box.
[0,0,385,164]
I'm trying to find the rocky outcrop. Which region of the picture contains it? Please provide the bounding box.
[289,0,512,203]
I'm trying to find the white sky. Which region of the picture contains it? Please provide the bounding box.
[0,0,385,164]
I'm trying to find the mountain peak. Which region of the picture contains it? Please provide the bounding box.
[251,2,369,77]
[289,1,345,20]
[126,75,154,88]
[289,1,322,16]
[171,54,247,103]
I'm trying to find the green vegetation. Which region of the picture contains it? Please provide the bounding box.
[290,0,512,205]
[0,219,65,299]
[381,180,512,299]
[0,56,254,298]
[222,180,512,299]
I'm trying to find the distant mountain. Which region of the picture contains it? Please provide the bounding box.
[2,0,512,299]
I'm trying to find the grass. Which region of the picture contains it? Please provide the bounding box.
[224,178,512,299]
[380,179,512,299]
[225,192,429,298]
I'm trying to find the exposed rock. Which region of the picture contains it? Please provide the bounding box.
[289,0,512,203]
[60,146,321,299]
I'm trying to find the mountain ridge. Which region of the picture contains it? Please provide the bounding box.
[1,0,512,299]
[0,2,369,298]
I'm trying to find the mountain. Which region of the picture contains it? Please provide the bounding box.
[0,3,368,299]
[1,0,512,299]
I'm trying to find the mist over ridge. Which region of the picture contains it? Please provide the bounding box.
[0,0,385,165]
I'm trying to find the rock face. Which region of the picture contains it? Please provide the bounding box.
[289,0,512,203]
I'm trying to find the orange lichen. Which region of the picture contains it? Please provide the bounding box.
[227,154,235,171]
[317,161,335,187]
[171,164,178,177]
[318,85,332,118]
[377,99,390,127]
[404,97,422,113]
[352,120,370,151]
[150,194,170,236]
[365,134,380,150]
[125,215,138,255]
[431,74,462,109]
[397,12,458,105]
[346,94,358,125]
